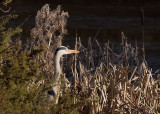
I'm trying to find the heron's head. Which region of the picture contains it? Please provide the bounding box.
[55,46,79,57]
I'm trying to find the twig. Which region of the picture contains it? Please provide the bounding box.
[129,67,137,83]
[74,31,78,104]
[18,15,31,27]
[91,28,101,46]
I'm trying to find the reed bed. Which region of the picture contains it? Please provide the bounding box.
[62,32,160,113]
[28,4,160,113]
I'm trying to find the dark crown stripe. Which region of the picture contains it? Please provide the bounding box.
[55,46,67,55]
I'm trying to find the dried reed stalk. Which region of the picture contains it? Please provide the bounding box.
[73,35,78,104]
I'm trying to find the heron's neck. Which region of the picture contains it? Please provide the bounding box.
[54,55,62,78]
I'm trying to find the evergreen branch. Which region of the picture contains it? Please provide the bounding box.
[0,10,15,19]
[0,7,11,13]
[2,0,12,6]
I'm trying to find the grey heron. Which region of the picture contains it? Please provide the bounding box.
[48,46,79,103]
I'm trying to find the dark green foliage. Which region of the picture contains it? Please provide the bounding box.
[50,91,85,114]
[0,13,45,113]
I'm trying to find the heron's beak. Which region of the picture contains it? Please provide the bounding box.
[67,49,80,54]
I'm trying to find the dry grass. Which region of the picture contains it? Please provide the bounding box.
[29,4,160,113]
[63,32,160,113]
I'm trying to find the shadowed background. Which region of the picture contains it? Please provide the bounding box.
[3,0,160,70]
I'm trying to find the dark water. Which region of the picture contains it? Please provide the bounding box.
[7,1,160,71]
